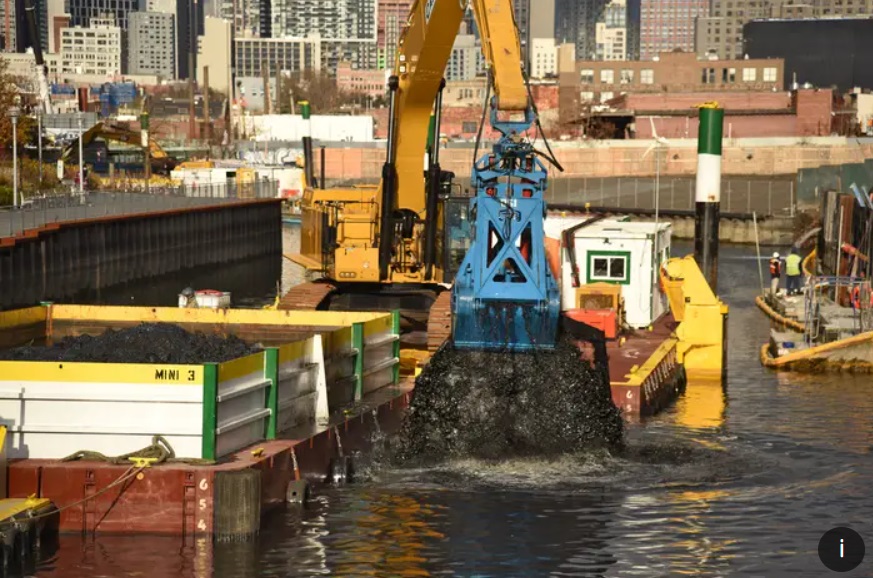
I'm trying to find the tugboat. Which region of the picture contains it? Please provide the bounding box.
[540,214,727,416]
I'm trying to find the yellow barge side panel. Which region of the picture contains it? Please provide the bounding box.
[0,426,6,499]
[48,305,389,329]
[0,305,49,349]
[0,306,47,329]
[614,337,680,386]
[0,361,204,385]
[0,497,53,522]
[661,256,729,381]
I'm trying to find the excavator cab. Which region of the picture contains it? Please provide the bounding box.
[441,194,474,283]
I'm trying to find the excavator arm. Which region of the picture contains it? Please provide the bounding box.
[379,0,541,279]
[289,0,563,353]
[62,122,176,175]
[447,0,564,351]
[469,0,528,112]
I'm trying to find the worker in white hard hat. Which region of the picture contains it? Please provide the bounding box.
[769,252,783,295]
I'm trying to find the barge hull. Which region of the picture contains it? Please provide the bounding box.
[8,385,412,536]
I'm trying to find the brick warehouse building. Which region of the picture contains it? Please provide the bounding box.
[370,83,832,141]
[608,89,834,139]
[560,50,785,106]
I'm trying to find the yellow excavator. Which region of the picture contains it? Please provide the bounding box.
[62,122,177,176]
[283,0,564,353]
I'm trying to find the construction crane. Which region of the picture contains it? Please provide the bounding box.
[23,0,52,115]
[283,0,565,353]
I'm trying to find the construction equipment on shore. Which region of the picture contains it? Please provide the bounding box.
[284,0,566,353]
[62,122,177,176]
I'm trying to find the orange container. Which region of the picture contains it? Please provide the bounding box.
[564,308,619,339]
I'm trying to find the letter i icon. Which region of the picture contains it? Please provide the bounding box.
[841,539,844,558]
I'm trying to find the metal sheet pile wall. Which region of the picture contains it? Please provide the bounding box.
[0,199,282,310]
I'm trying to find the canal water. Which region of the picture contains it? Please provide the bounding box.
[26,229,873,577]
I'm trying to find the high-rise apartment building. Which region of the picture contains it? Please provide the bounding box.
[0,0,15,51]
[45,0,66,52]
[447,33,485,81]
[58,16,122,76]
[514,0,530,56]
[210,0,268,38]
[596,0,626,60]
[141,0,179,76]
[529,0,555,39]
[377,0,409,69]
[557,0,605,59]
[175,0,204,79]
[697,0,873,60]
[531,38,558,78]
[128,11,175,77]
[639,0,707,59]
[67,0,200,77]
[197,15,231,93]
[272,0,376,69]
[557,0,639,60]
[68,0,141,31]
[234,36,321,78]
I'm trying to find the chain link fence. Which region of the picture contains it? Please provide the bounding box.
[539,177,794,216]
[0,180,279,239]
[445,176,796,217]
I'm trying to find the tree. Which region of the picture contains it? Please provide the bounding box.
[276,69,361,114]
[0,59,33,158]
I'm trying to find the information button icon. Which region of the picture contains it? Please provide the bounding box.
[819,527,865,572]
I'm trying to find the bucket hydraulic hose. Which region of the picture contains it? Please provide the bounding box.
[424,79,446,281]
[379,75,401,281]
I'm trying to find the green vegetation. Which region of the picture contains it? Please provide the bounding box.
[0,158,64,205]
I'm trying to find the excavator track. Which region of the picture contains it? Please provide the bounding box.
[426,290,452,353]
[278,281,336,311]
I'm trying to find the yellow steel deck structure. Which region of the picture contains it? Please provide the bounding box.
[0,425,54,523]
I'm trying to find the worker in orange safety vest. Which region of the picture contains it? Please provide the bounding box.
[769,252,783,295]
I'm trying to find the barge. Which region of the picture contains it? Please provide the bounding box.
[758,185,873,371]
[0,305,407,539]
[0,241,727,540]
[546,217,727,417]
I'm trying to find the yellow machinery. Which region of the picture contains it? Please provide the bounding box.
[62,122,177,175]
[660,256,730,380]
[283,0,536,352]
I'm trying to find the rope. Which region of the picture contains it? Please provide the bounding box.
[0,436,214,530]
[0,465,144,529]
[61,435,214,465]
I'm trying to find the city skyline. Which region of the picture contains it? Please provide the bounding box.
[5,0,873,87]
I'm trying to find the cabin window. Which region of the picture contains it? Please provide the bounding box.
[587,251,630,285]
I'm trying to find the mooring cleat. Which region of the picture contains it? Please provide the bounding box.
[128,457,158,468]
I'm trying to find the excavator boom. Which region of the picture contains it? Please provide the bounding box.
[287,0,562,353]
[447,0,562,351]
